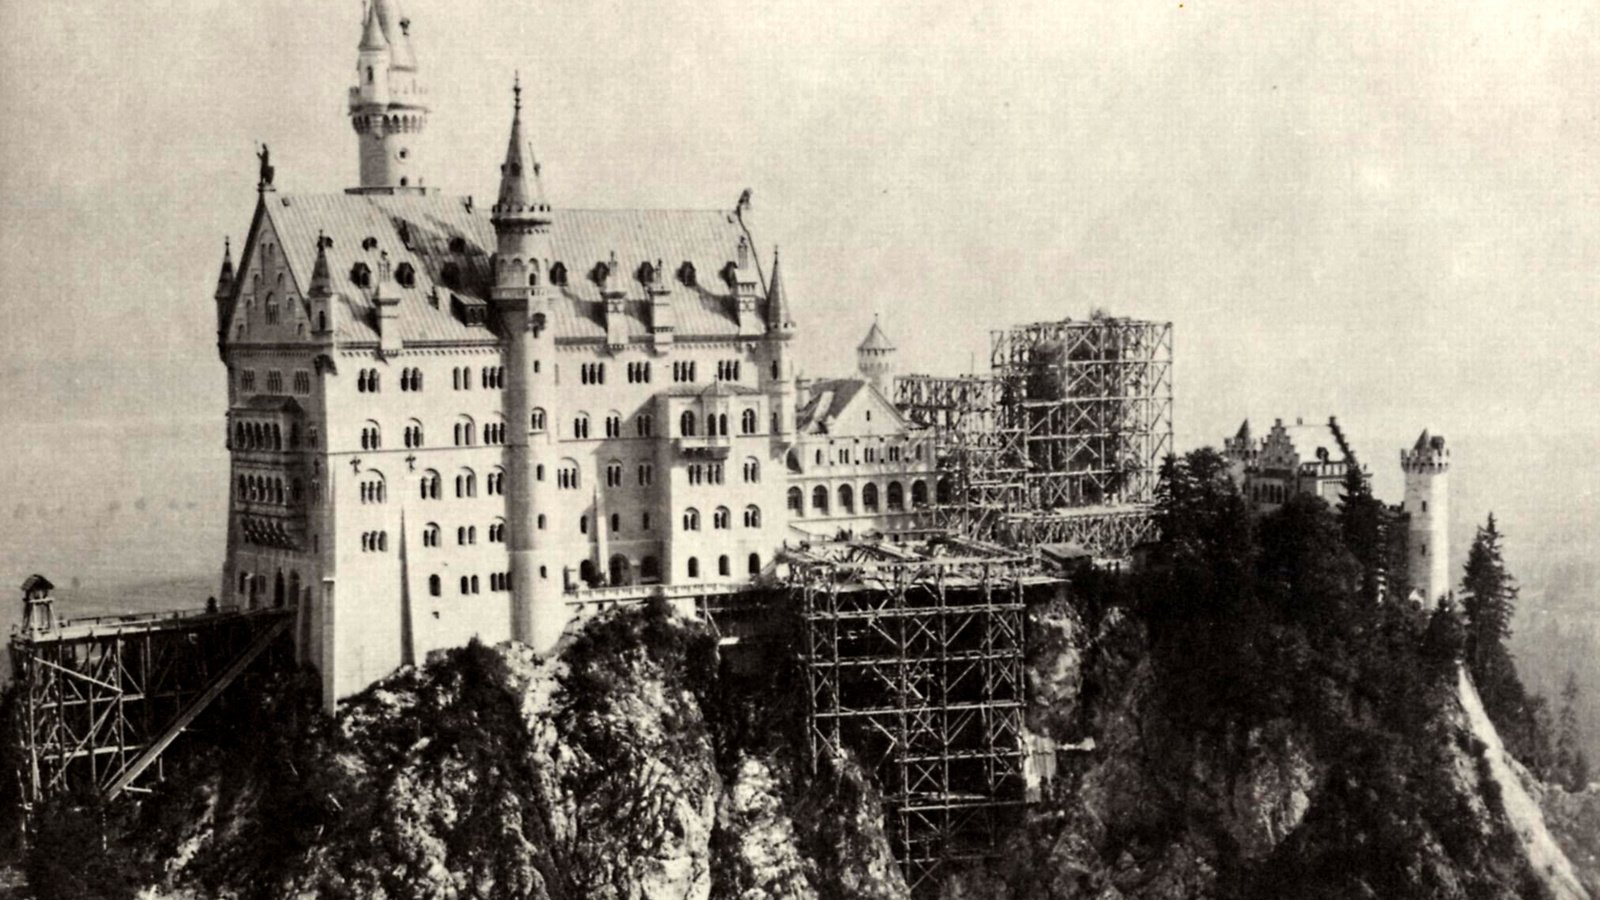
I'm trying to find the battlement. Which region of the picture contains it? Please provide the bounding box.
[1401,431,1450,474]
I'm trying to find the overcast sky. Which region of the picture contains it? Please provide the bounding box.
[1,0,1596,525]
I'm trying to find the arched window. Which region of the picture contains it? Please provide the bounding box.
[718,555,731,577]
[360,471,386,504]
[605,412,621,438]
[580,515,588,535]
[423,522,440,547]
[680,410,696,437]
[838,484,854,514]
[531,408,547,431]
[429,574,441,597]
[360,420,382,450]
[550,261,568,286]
[557,461,579,489]
[713,507,730,529]
[683,507,701,531]
[787,486,803,515]
[395,262,416,288]
[812,485,829,513]
[572,412,590,440]
[815,449,824,466]
[610,513,620,533]
[911,480,929,508]
[606,460,623,487]
[743,458,760,483]
[609,554,631,587]
[351,262,371,287]
[460,576,470,595]
[741,409,757,434]
[404,419,424,448]
[718,414,729,436]
[456,468,477,498]
[744,505,761,528]
[687,557,700,579]
[420,470,441,500]
[863,482,880,512]
[488,467,506,495]
[748,553,761,575]
[454,416,476,447]
[887,481,904,512]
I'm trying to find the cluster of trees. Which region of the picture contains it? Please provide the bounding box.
[1460,514,1591,791]
[1120,448,1586,895]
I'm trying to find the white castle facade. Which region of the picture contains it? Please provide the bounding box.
[214,0,937,708]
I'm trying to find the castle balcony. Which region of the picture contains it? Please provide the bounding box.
[676,434,732,460]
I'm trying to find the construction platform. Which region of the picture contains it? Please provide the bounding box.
[8,579,293,809]
[790,537,1061,893]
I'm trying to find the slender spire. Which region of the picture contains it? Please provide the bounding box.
[360,1,389,51]
[309,232,333,297]
[214,238,235,301]
[768,245,795,331]
[492,75,549,220]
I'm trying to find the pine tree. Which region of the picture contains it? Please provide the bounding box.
[1460,514,1517,681]
[1557,672,1591,791]
[1337,462,1384,604]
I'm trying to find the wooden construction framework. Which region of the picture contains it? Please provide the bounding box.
[9,606,293,810]
[990,317,1173,511]
[793,539,1037,893]
[897,316,1172,559]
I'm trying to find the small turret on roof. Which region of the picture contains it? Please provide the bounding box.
[1414,429,1433,451]
[767,246,795,333]
[1235,419,1252,442]
[214,238,235,301]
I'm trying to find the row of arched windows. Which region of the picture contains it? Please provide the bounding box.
[357,368,381,392]
[236,474,301,505]
[419,521,506,547]
[580,363,606,385]
[627,361,651,383]
[681,506,761,531]
[400,367,424,391]
[811,441,927,468]
[424,574,508,597]
[360,475,386,504]
[715,360,743,382]
[233,420,297,451]
[481,366,505,389]
[682,554,761,580]
[788,480,929,516]
[361,531,389,552]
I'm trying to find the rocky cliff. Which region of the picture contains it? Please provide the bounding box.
[19,566,1600,899]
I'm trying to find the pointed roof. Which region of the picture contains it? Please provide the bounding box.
[491,76,550,221]
[768,246,794,329]
[1235,419,1251,441]
[360,1,389,52]
[379,0,417,69]
[20,574,53,594]
[309,233,333,296]
[214,238,235,300]
[858,317,895,352]
[1413,429,1433,452]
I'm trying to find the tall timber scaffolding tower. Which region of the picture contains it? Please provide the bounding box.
[897,315,1173,559]
[793,538,1044,893]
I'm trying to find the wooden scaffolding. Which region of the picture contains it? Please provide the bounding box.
[793,539,1039,893]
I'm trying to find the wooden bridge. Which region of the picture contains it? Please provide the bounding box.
[8,578,293,810]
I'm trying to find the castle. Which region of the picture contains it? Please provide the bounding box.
[1223,416,1451,603]
[214,0,937,708]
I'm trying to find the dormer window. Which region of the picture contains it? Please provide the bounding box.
[550,262,568,286]
[394,262,416,288]
[350,262,372,287]
[362,236,379,251]
[440,262,460,289]
[678,261,697,287]
[448,236,467,254]
[638,261,656,285]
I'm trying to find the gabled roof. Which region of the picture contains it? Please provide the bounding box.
[244,192,765,347]
[797,378,866,433]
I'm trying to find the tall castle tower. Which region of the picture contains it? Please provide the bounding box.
[857,317,897,395]
[348,0,429,193]
[1401,430,1450,603]
[489,78,562,651]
